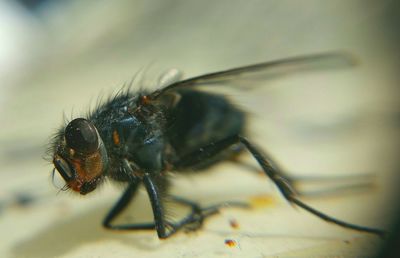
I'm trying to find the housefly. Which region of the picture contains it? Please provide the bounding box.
[49,52,385,239]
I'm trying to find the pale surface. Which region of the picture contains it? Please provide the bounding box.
[0,1,399,258]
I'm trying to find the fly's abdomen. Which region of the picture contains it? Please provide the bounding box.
[167,89,245,166]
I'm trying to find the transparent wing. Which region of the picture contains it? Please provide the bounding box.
[151,51,356,99]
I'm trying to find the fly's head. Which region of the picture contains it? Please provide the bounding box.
[52,118,109,195]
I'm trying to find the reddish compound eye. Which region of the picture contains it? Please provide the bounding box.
[65,118,99,154]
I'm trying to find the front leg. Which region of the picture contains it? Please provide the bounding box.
[142,173,233,238]
[103,159,155,231]
[103,181,155,230]
[104,158,175,237]
[142,173,171,238]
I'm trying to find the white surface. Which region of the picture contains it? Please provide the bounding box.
[0,1,398,257]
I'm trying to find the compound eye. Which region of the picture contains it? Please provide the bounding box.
[65,118,99,154]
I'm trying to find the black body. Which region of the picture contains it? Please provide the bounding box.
[92,88,245,181]
[50,52,385,239]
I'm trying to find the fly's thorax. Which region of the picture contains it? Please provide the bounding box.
[53,118,109,195]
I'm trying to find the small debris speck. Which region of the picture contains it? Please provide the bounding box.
[224,239,236,247]
[229,219,239,229]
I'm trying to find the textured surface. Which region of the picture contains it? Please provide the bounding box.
[0,1,399,257]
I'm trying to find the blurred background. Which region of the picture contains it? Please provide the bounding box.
[0,0,399,257]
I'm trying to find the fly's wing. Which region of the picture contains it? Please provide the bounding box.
[150,52,356,99]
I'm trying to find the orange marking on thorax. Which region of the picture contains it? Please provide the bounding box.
[112,130,120,146]
[140,95,150,105]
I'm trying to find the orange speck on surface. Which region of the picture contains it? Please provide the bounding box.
[229,219,239,229]
[249,194,275,208]
[224,239,236,247]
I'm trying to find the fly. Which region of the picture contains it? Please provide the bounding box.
[49,52,386,239]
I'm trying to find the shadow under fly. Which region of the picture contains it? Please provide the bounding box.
[48,52,386,239]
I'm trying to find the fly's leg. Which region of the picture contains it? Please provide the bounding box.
[174,135,386,237]
[142,174,249,238]
[170,196,250,232]
[103,162,173,237]
[142,173,175,238]
[103,181,155,230]
[102,165,216,238]
[141,174,228,238]
[169,196,216,232]
[102,174,185,237]
[102,165,244,237]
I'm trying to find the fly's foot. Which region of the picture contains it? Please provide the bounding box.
[171,196,250,233]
